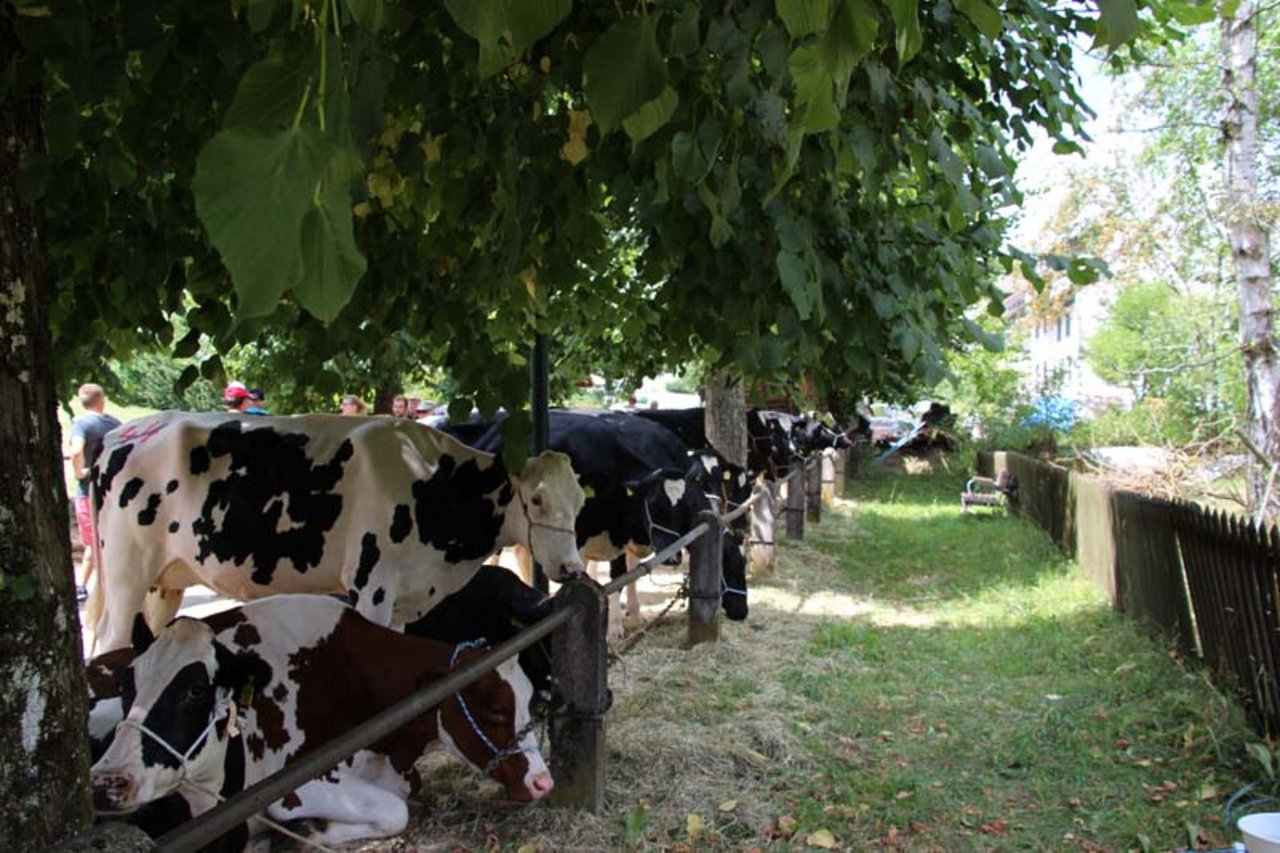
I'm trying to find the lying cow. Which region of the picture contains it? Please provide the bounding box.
[91,595,552,847]
[87,412,585,653]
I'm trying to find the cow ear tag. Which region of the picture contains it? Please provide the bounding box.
[238,682,255,707]
[723,471,731,481]
[582,485,595,499]
[625,487,634,497]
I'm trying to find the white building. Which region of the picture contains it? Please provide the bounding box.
[1002,281,1132,414]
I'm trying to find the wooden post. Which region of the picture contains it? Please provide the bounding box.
[845,442,862,486]
[750,481,778,569]
[785,471,805,539]
[687,499,722,647]
[549,579,608,812]
[806,459,822,524]
[832,448,847,498]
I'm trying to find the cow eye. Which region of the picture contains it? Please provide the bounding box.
[184,684,210,704]
[488,703,508,719]
[530,494,543,508]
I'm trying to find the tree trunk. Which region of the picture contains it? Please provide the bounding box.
[0,8,95,848]
[1222,0,1279,519]
[704,372,747,467]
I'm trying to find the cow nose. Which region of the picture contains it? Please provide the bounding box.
[723,596,749,621]
[91,772,135,811]
[529,772,554,800]
[561,560,585,578]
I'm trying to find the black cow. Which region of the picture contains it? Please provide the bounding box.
[446,410,749,626]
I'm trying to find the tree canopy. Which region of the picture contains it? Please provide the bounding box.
[13,0,1155,425]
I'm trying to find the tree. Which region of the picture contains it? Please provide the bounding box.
[3,0,1147,845]
[1,8,93,845]
[1222,0,1278,515]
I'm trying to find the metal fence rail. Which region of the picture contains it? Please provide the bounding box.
[134,454,831,847]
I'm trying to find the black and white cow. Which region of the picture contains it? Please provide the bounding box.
[91,595,551,847]
[448,410,750,627]
[87,412,585,653]
[634,407,801,482]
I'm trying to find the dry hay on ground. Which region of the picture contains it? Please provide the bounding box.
[362,505,868,852]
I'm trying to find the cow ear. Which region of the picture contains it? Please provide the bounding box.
[131,614,155,656]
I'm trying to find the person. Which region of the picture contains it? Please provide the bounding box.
[247,388,270,415]
[340,395,367,416]
[391,395,410,418]
[67,383,121,602]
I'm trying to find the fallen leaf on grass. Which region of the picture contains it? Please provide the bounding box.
[719,799,738,812]
[806,828,838,848]
[777,815,798,837]
[517,845,538,853]
[686,813,703,841]
[979,820,1008,835]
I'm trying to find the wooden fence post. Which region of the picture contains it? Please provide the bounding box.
[687,498,722,647]
[785,471,805,539]
[549,579,609,813]
[806,459,822,524]
[750,481,778,569]
[829,449,843,499]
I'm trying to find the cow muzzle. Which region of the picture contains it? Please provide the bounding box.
[91,771,138,814]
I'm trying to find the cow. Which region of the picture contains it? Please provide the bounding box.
[405,564,554,701]
[447,410,751,629]
[86,412,585,653]
[633,407,801,482]
[91,595,552,847]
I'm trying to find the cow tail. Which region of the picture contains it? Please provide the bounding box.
[84,563,105,658]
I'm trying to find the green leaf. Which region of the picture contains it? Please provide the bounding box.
[345,0,386,31]
[295,182,368,321]
[975,145,1007,178]
[223,44,317,130]
[1166,1,1217,25]
[789,44,839,132]
[954,0,1003,38]
[710,215,734,247]
[193,126,327,318]
[444,0,573,76]
[884,0,922,64]
[246,0,283,33]
[777,0,834,39]
[1094,0,1139,50]
[585,16,669,135]
[671,131,708,182]
[928,130,963,183]
[669,2,701,55]
[776,250,820,320]
[623,86,679,146]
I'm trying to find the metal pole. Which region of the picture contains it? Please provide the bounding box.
[531,332,550,593]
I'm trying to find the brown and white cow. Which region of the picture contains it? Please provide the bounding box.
[91,595,552,847]
[87,412,585,653]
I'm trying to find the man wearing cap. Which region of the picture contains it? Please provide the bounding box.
[68,383,121,601]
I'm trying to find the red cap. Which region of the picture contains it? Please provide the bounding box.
[223,381,250,402]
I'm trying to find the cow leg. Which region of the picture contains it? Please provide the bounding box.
[92,552,161,654]
[594,560,624,641]
[264,754,409,846]
[622,552,642,623]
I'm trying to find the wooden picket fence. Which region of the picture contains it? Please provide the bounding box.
[977,451,1280,736]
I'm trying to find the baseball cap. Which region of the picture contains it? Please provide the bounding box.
[223,381,251,401]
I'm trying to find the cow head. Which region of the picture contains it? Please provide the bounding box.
[438,645,553,802]
[721,528,750,621]
[91,616,267,816]
[688,451,753,533]
[622,468,705,565]
[509,450,586,580]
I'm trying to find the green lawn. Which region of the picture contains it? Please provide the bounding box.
[395,463,1264,851]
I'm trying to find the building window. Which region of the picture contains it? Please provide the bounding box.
[1056,316,1062,341]
[1065,313,1071,338]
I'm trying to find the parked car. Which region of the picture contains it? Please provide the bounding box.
[868,415,916,447]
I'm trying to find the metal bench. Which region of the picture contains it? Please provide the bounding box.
[961,470,1017,513]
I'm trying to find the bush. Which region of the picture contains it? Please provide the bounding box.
[1073,399,1202,448]
[110,351,221,412]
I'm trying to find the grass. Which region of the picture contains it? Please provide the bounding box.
[773,464,1255,852]
[377,463,1265,851]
